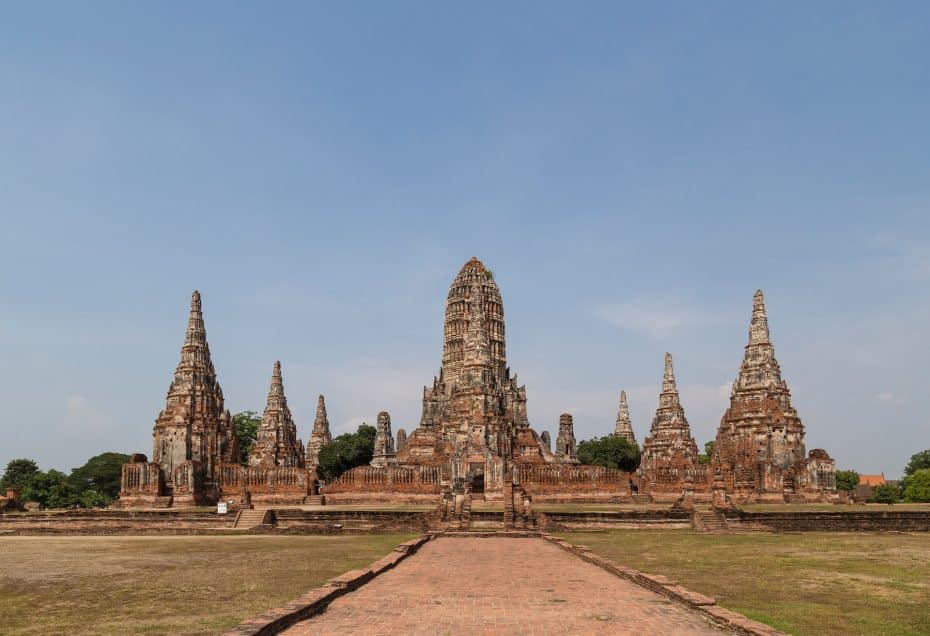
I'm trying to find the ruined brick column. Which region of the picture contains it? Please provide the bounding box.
[554,414,579,463]
[305,395,332,471]
[370,411,397,467]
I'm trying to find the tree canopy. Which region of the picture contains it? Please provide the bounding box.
[69,452,129,499]
[2,453,129,509]
[577,435,641,472]
[904,449,930,477]
[233,410,261,464]
[835,470,860,492]
[0,458,40,491]
[316,423,377,482]
[868,483,902,505]
[698,440,715,465]
[902,469,930,503]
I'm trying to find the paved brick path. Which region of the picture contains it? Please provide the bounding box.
[284,537,724,635]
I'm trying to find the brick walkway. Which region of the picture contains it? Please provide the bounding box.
[284,537,724,635]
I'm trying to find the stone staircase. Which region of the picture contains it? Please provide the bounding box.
[233,507,270,529]
[631,493,653,504]
[305,495,325,506]
[692,510,729,534]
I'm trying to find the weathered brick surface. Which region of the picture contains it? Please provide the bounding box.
[283,537,723,635]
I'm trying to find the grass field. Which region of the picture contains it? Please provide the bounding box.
[562,529,930,636]
[0,534,414,635]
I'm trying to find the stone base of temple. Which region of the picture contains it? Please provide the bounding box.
[320,492,444,505]
[112,494,173,509]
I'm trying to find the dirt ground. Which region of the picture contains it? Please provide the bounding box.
[0,534,413,635]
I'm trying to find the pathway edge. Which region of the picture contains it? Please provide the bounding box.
[223,533,435,636]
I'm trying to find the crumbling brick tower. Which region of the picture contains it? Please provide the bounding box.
[613,390,636,443]
[395,257,554,495]
[147,291,238,505]
[249,361,305,468]
[711,290,836,502]
[305,395,333,472]
[639,353,704,497]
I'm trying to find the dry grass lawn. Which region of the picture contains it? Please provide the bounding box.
[563,529,930,636]
[0,534,414,635]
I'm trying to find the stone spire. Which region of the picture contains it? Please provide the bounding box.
[662,352,677,394]
[749,289,771,346]
[441,256,507,387]
[614,390,636,443]
[711,289,820,495]
[370,411,396,467]
[540,430,551,451]
[639,353,700,483]
[555,413,579,463]
[306,395,332,470]
[249,361,305,468]
[152,290,237,486]
[395,428,407,451]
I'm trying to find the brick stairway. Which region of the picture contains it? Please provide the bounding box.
[692,510,729,533]
[304,495,325,506]
[233,507,269,529]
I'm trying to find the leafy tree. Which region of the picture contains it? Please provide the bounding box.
[902,469,930,503]
[316,423,377,481]
[21,469,71,508]
[698,440,715,465]
[79,489,111,508]
[868,483,902,505]
[904,449,930,477]
[0,458,40,491]
[835,470,860,492]
[233,411,261,464]
[68,452,129,500]
[577,436,641,472]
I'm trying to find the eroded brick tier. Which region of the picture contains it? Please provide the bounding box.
[711,290,836,502]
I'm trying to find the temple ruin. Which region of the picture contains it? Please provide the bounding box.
[117,262,836,509]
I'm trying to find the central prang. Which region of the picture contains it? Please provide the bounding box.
[391,257,572,497]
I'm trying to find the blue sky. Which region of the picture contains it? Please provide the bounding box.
[2,3,929,477]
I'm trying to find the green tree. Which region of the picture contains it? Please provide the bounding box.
[902,469,930,503]
[835,470,860,492]
[0,458,41,491]
[233,411,261,464]
[577,436,641,472]
[20,469,71,508]
[316,423,377,481]
[698,440,715,465]
[68,452,129,500]
[868,483,902,505]
[904,449,930,477]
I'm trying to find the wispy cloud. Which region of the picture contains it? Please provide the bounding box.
[595,298,718,338]
[875,392,905,406]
